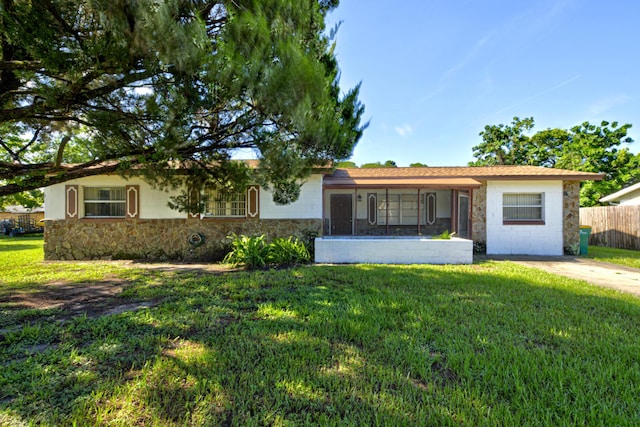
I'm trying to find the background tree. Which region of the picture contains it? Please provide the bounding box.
[470,117,638,206]
[0,0,365,206]
[0,188,43,211]
[409,162,428,167]
[335,161,357,168]
[469,117,535,165]
[360,160,397,168]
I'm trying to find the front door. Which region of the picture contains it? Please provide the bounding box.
[330,194,353,235]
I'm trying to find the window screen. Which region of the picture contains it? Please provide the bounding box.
[503,193,543,221]
[84,187,126,217]
[204,189,246,217]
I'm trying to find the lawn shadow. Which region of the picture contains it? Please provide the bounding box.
[0,242,42,252]
[2,263,640,425]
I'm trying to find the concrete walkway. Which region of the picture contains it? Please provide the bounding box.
[482,255,640,298]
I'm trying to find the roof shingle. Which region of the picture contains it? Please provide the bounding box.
[326,165,603,181]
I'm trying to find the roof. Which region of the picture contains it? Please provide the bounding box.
[324,165,603,188]
[324,176,483,189]
[600,182,640,203]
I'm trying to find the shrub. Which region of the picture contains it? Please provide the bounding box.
[433,229,456,240]
[473,240,487,254]
[268,236,311,265]
[223,234,269,269]
[223,234,311,269]
[299,228,319,258]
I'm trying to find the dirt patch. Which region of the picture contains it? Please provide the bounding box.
[0,276,161,325]
[127,260,242,274]
[1,261,240,322]
[4,277,129,311]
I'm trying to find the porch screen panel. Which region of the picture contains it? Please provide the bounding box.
[377,193,423,225]
[401,194,419,225]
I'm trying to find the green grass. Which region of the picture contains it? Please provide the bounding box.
[585,245,640,269]
[0,235,138,295]
[2,237,640,425]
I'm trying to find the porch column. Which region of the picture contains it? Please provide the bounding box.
[469,188,474,240]
[385,188,389,235]
[354,188,358,236]
[322,184,326,236]
[451,190,457,235]
[417,188,421,235]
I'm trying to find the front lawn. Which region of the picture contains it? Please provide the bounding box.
[585,245,640,269]
[2,237,640,426]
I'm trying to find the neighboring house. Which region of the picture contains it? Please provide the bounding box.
[0,205,45,222]
[43,165,601,261]
[600,182,640,205]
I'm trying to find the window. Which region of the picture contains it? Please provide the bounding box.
[84,187,126,217]
[204,188,246,218]
[377,193,430,225]
[503,193,544,223]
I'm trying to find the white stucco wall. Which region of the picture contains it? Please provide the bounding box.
[260,174,322,219]
[315,237,473,264]
[44,175,183,220]
[486,180,564,256]
[44,174,323,220]
[44,184,68,220]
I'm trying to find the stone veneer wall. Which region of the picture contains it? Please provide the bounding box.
[44,218,322,261]
[471,183,487,244]
[563,181,580,253]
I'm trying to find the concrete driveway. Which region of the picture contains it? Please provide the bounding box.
[482,255,640,298]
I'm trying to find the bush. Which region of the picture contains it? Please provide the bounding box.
[433,229,455,240]
[299,228,319,259]
[473,241,487,254]
[223,234,311,269]
[268,236,311,265]
[223,234,269,269]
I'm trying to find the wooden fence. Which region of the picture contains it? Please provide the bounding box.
[579,205,640,250]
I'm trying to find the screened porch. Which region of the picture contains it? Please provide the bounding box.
[323,186,477,239]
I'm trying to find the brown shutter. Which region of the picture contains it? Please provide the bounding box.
[247,185,260,218]
[426,193,436,225]
[188,187,201,219]
[367,193,377,225]
[65,185,79,219]
[125,185,139,219]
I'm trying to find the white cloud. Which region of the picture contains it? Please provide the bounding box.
[395,124,413,137]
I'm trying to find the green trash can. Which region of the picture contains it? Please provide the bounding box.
[579,226,592,255]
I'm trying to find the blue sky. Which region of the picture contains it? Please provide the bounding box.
[328,0,640,166]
